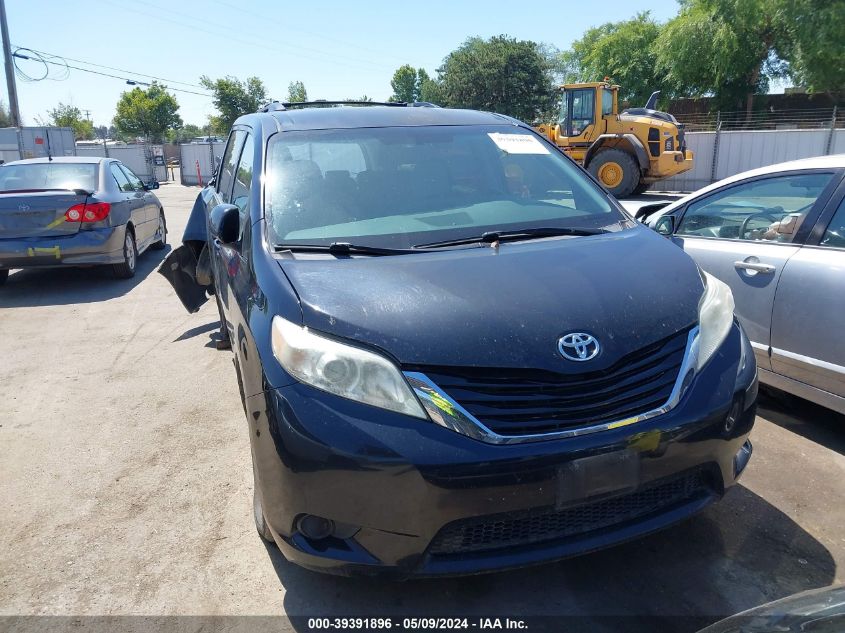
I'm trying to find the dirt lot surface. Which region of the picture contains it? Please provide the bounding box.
[1,183,843,631]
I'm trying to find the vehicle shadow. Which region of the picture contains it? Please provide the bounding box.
[0,245,169,308]
[622,191,687,202]
[264,485,835,633]
[757,387,845,456]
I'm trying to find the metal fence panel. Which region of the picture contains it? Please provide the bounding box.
[19,127,76,159]
[0,126,76,161]
[832,130,845,154]
[715,129,831,179]
[179,142,225,186]
[651,128,845,193]
[75,144,167,183]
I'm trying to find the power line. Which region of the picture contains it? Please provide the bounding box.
[12,51,211,97]
[105,0,395,73]
[209,0,392,61]
[13,44,206,89]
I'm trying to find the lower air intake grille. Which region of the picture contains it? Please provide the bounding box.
[429,468,713,556]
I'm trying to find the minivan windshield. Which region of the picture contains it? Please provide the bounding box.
[0,163,98,192]
[265,125,623,249]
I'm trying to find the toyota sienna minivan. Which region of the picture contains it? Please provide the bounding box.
[161,102,757,577]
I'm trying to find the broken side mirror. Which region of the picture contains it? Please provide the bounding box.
[654,215,675,237]
[210,203,240,244]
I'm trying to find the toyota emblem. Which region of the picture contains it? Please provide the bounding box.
[558,332,600,361]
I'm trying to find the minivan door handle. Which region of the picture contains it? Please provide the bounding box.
[734,260,775,274]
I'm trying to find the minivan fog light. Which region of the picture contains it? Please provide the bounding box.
[271,316,427,419]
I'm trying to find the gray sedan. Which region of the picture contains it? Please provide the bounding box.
[640,155,845,414]
[0,156,166,282]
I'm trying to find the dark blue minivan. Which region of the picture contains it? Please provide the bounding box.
[161,103,757,577]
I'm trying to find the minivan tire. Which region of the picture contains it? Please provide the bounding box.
[150,211,167,250]
[252,460,276,544]
[588,148,640,198]
[113,228,137,279]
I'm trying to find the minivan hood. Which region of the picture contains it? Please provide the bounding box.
[278,227,702,372]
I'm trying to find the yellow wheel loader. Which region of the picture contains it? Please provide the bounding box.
[535,82,694,197]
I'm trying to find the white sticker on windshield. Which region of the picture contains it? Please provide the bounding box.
[487,132,550,155]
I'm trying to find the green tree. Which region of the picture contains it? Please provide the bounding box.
[0,99,11,128]
[656,0,792,116]
[199,75,268,134]
[166,123,210,143]
[113,84,182,142]
[287,80,308,102]
[389,64,419,102]
[42,102,95,140]
[415,68,445,104]
[560,12,667,107]
[781,0,845,94]
[389,65,439,103]
[436,35,555,122]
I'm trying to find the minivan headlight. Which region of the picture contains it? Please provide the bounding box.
[696,270,735,371]
[271,316,427,419]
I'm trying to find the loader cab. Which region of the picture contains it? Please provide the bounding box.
[558,83,618,141]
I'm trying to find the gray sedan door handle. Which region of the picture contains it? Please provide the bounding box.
[734,260,775,274]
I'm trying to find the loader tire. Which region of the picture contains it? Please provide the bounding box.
[588,148,640,199]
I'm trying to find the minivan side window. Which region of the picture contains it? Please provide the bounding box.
[217,130,248,203]
[820,197,845,249]
[676,173,834,243]
[231,133,254,242]
[110,163,133,193]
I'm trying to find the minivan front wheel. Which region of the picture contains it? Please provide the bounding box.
[252,459,276,544]
[113,229,138,279]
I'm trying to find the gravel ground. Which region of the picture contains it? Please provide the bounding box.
[1,183,843,631]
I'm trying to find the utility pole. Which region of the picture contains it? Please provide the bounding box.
[0,0,21,127]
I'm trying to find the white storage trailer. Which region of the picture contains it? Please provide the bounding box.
[0,127,77,163]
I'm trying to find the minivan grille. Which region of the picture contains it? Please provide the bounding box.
[406,327,691,437]
[429,468,712,556]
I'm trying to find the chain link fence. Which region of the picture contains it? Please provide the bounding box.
[677,107,841,132]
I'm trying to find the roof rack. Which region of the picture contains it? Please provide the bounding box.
[258,100,439,112]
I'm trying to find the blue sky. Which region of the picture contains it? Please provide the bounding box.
[3,0,682,128]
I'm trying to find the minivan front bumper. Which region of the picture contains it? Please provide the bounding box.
[245,323,757,577]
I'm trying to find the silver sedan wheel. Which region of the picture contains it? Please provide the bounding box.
[124,232,136,271]
[155,215,165,242]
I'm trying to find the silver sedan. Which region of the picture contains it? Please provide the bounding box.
[639,155,845,414]
[0,156,167,282]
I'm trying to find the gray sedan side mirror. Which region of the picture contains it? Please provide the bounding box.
[654,216,675,236]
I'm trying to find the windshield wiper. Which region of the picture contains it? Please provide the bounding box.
[274,242,421,256]
[415,226,609,249]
